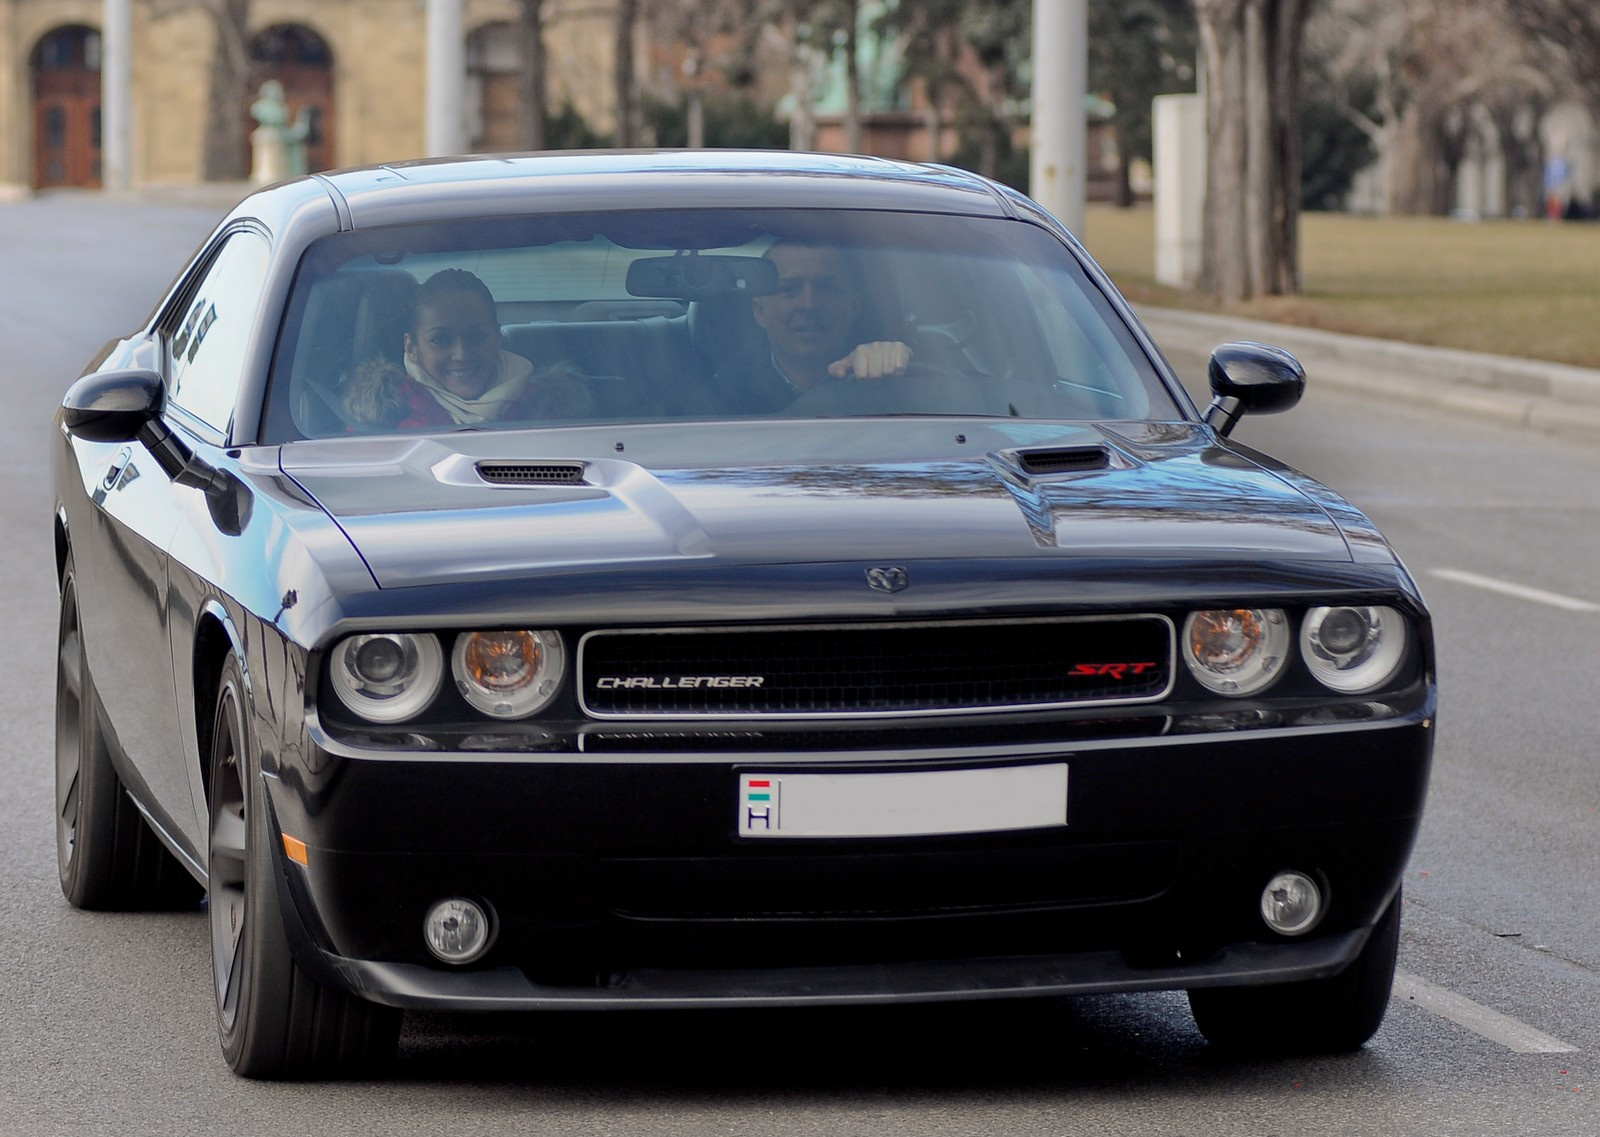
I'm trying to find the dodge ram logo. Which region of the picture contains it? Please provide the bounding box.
[866,566,909,594]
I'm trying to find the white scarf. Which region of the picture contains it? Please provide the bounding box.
[404,350,534,424]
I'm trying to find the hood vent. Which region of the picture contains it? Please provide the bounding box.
[476,460,588,486]
[1014,446,1110,476]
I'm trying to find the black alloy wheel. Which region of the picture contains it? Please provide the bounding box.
[207,653,400,1078]
[55,553,199,910]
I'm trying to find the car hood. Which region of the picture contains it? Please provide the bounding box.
[278,420,1353,590]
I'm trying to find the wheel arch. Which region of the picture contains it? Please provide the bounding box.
[192,601,247,808]
[54,505,70,587]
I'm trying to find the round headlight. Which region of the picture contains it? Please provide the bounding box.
[1301,605,1407,694]
[328,633,444,723]
[1182,608,1289,696]
[452,630,565,718]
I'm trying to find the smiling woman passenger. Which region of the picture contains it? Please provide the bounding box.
[344,268,587,428]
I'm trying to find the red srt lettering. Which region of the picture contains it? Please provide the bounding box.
[1070,662,1159,680]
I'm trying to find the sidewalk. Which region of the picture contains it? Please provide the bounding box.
[1138,306,1600,442]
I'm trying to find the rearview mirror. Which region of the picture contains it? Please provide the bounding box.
[625,253,778,300]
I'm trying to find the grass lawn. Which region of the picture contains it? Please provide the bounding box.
[1079,204,1600,369]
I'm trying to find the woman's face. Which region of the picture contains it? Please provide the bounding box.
[405,288,501,398]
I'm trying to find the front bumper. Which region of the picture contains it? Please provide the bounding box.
[266,708,1433,1012]
[321,930,1377,1011]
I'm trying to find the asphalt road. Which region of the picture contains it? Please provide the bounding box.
[3,194,1599,1135]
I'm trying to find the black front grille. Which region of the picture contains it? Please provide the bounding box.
[579,617,1173,718]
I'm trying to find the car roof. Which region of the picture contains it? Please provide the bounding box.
[239,150,1030,237]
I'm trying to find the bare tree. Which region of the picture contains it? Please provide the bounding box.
[842,0,864,153]
[1465,14,1559,218]
[1303,0,1412,213]
[1504,0,1600,115]
[518,0,549,150]
[877,0,1030,179]
[644,0,763,148]
[877,1,962,162]
[197,0,253,180]
[1193,0,1310,301]
[616,0,641,145]
[1089,0,1197,207]
[1380,0,1557,216]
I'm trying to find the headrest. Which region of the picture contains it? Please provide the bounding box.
[349,270,419,367]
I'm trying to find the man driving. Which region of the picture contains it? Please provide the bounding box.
[749,240,911,395]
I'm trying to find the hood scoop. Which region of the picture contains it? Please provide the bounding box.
[1011,445,1113,477]
[476,460,588,486]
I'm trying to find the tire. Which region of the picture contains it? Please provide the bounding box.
[1187,889,1403,1054]
[207,653,400,1078]
[55,554,201,910]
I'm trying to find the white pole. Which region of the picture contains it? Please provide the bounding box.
[102,0,132,190]
[426,0,466,157]
[1029,0,1087,235]
[1154,93,1204,286]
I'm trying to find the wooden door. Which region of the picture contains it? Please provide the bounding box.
[32,26,101,188]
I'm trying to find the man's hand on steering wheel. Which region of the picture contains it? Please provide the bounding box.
[828,340,912,381]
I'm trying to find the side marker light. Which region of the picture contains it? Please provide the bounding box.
[281,834,309,866]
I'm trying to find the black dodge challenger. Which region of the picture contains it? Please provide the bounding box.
[52,151,1434,1077]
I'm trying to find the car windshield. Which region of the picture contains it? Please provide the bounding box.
[263,208,1185,442]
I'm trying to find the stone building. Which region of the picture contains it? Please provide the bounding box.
[1,0,617,193]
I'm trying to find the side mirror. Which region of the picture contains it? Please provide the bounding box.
[60,368,164,443]
[1203,341,1306,438]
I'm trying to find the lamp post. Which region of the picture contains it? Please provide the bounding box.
[1029,0,1087,235]
[102,0,132,190]
[426,0,466,156]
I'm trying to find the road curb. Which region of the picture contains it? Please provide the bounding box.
[1137,305,1600,442]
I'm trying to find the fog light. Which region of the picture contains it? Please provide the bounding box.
[1260,871,1323,936]
[423,898,494,964]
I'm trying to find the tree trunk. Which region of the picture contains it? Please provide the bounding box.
[1115,146,1134,208]
[1198,0,1248,301]
[1268,0,1305,293]
[1194,0,1306,301]
[202,0,252,181]
[790,40,816,150]
[518,0,547,151]
[615,0,639,147]
[843,0,862,153]
[1243,0,1271,297]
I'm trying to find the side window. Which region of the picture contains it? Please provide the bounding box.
[167,231,271,433]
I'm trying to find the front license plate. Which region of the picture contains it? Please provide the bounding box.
[737,764,1068,839]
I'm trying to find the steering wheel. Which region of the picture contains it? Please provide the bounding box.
[784,360,991,417]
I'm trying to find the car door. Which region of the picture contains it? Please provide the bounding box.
[71,227,272,861]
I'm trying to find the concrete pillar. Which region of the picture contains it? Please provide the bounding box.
[1029,0,1087,235]
[426,0,466,156]
[1154,93,1204,288]
[102,0,133,190]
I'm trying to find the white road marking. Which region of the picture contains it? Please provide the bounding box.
[1428,568,1600,613]
[1393,970,1579,1054]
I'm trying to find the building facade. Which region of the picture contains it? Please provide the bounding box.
[1,0,617,193]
